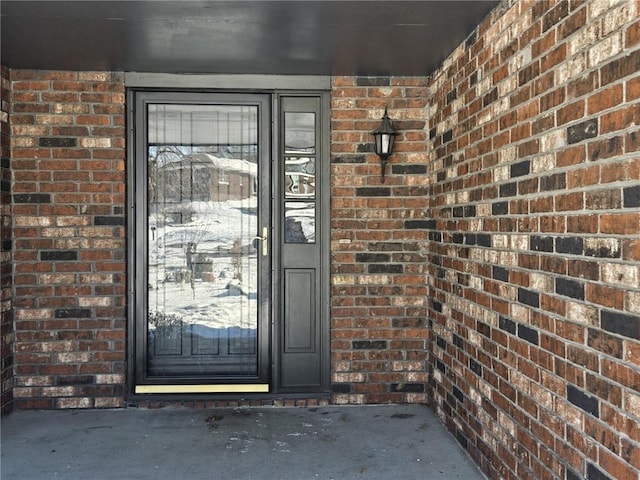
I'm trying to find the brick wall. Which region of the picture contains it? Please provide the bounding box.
[427,1,640,479]
[7,70,434,409]
[330,77,430,404]
[1,65,13,415]
[10,71,127,409]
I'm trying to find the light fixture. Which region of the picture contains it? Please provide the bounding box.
[371,106,398,183]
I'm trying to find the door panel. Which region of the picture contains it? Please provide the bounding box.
[284,269,316,352]
[133,93,270,388]
[147,104,259,376]
[278,96,327,392]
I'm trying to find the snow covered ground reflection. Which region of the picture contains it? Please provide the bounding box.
[147,199,259,374]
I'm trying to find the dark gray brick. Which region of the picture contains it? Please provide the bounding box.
[356,187,390,197]
[39,137,77,148]
[13,193,51,203]
[356,77,390,86]
[518,288,540,308]
[518,324,539,345]
[492,201,508,215]
[392,383,424,393]
[499,316,517,334]
[352,340,387,350]
[510,160,530,178]
[452,385,464,403]
[500,182,517,197]
[586,463,613,480]
[40,250,78,261]
[556,277,585,300]
[601,310,639,340]
[55,308,92,319]
[567,118,598,144]
[623,185,640,208]
[368,264,403,274]
[531,235,554,252]
[331,383,351,393]
[332,155,366,164]
[405,220,433,229]
[556,237,583,255]
[392,164,428,175]
[94,216,124,226]
[493,266,509,282]
[567,385,599,417]
[355,253,390,263]
[469,359,482,376]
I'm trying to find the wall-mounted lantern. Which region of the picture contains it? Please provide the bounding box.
[371,106,398,183]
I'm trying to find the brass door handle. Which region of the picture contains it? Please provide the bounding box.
[252,227,268,256]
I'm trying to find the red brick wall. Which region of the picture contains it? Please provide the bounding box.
[1,65,13,416]
[10,71,127,409]
[427,1,640,479]
[7,71,432,409]
[329,76,430,404]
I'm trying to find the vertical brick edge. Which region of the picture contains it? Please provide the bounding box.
[1,64,14,416]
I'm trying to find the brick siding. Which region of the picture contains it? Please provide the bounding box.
[427,1,640,479]
[330,76,430,404]
[1,65,13,415]
[10,71,127,409]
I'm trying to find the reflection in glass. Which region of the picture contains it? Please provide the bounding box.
[285,156,315,198]
[284,112,317,244]
[284,112,315,153]
[147,104,259,377]
[285,202,315,243]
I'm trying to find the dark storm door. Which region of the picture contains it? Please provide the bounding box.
[132,92,271,393]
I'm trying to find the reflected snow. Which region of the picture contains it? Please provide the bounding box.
[148,198,258,332]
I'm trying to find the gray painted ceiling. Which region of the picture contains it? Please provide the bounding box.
[1,1,498,76]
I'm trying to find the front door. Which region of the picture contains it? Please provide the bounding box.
[129,90,329,395]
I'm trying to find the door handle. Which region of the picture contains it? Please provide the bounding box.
[252,227,268,256]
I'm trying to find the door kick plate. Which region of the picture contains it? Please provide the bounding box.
[135,384,270,394]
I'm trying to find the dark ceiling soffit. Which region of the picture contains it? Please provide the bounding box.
[0,1,499,76]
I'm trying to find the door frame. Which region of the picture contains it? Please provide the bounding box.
[129,91,272,392]
[125,74,331,399]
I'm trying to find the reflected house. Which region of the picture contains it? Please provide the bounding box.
[157,152,257,204]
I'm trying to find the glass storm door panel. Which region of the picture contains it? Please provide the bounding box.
[134,93,270,387]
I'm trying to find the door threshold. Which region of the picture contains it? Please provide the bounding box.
[135,384,270,394]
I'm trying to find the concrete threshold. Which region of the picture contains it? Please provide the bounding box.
[1,404,486,480]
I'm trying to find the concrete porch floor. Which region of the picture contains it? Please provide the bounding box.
[1,404,486,480]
